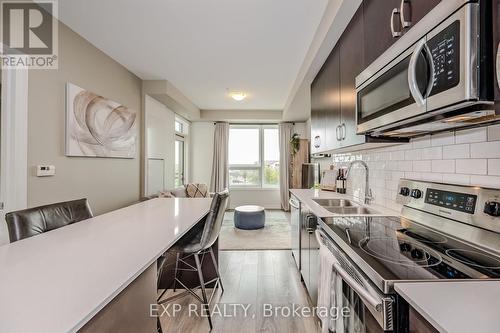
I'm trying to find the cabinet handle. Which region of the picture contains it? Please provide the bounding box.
[496,43,500,90]
[390,8,402,38]
[335,125,340,141]
[314,135,321,148]
[341,123,346,140]
[400,0,412,28]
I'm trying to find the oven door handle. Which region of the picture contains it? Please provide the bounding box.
[408,39,428,107]
[333,262,382,311]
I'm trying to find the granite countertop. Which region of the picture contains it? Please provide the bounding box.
[289,188,399,217]
[0,198,212,333]
[395,281,500,333]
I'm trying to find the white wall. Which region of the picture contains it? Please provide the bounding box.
[145,95,175,194]
[189,122,215,184]
[293,122,308,139]
[283,80,311,121]
[27,21,142,217]
[331,125,500,212]
[190,121,282,209]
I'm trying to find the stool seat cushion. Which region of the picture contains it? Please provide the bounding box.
[234,206,265,230]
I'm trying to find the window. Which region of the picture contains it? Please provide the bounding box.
[174,116,189,187]
[228,124,279,188]
[174,120,183,133]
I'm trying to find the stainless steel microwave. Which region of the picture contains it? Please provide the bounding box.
[355,0,496,137]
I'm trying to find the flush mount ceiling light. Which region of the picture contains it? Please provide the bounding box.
[230,92,246,101]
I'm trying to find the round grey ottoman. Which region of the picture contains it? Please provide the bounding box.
[234,205,265,230]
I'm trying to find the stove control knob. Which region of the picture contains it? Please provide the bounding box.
[399,187,410,197]
[411,248,424,260]
[410,189,422,199]
[399,242,412,252]
[484,201,500,217]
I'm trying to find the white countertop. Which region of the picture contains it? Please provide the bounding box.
[289,189,399,217]
[395,281,500,333]
[0,198,212,333]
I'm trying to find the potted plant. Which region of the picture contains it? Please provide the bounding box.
[290,133,300,157]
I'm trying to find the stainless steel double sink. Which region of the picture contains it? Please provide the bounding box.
[312,198,379,215]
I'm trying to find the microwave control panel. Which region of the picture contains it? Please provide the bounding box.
[427,20,461,96]
[425,188,477,214]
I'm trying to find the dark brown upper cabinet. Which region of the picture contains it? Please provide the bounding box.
[363,0,440,66]
[324,46,341,151]
[310,45,341,153]
[408,0,442,27]
[339,6,365,148]
[363,0,401,66]
[494,0,500,112]
[310,66,326,153]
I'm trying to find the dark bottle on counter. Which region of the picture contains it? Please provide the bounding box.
[336,169,346,194]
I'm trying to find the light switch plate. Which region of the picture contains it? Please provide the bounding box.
[36,165,56,177]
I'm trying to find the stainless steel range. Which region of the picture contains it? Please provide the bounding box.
[318,179,500,332]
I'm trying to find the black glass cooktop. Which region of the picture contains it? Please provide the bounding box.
[321,216,500,284]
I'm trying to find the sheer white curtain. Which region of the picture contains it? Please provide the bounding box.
[210,122,229,192]
[279,123,293,211]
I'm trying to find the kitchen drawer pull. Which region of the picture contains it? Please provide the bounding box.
[289,199,299,209]
[341,123,346,140]
[390,8,402,38]
[400,0,412,28]
[333,262,382,311]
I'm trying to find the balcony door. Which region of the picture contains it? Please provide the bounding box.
[174,138,185,187]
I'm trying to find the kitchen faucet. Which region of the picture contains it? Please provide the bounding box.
[345,160,374,205]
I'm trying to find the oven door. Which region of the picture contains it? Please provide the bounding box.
[331,263,394,333]
[324,237,394,332]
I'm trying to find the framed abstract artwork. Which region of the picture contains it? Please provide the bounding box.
[65,83,137,158]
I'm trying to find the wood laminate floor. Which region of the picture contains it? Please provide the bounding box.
[158,250,320,333]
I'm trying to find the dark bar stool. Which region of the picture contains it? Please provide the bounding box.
[157,189,229,331]
[5,198,93,242]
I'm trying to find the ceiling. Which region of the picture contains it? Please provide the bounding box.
[59,0,329,111]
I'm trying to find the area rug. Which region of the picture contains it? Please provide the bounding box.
[219,210,291,250]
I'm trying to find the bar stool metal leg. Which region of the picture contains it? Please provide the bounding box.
[172,252,180,292]
[194,252,213,330]
[209,247,224,293]
[157,317,163,333]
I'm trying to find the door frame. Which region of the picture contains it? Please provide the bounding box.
[174,135,186,187]
[0,63,29,245]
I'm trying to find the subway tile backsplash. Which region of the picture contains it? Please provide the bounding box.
[330,124,500,212]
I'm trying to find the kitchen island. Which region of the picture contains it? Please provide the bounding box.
[395,281,500,333]
[0,197,212,333]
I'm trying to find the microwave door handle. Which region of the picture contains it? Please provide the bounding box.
[424,43,435,98]
[408,39,427,107]
[333,262,382,311]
